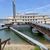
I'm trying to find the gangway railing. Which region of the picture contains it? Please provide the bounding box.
[0,38,10,50]
[10,27,48,50]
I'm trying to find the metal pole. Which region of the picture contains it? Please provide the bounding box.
[0,39,1,50]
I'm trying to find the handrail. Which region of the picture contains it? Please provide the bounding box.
[10,27,48,50]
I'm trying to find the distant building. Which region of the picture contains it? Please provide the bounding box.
[8,13,50,24]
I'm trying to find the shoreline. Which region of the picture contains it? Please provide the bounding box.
[4,44,35,50]
[4,44,50,50]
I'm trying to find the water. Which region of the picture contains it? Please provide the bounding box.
[0,19,50,44]
[16,27,34,38]
[15,26,50,43]
[0,19,8,23]
[0,19,29,44]
[0,29,29,44]
[15,27,36,39]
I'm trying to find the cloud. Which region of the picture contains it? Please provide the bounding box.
[18,4,50,13]
[34,4,50,11]
[16,4,50,15]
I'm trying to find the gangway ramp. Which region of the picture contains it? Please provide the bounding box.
[10,27,48,50]
[31,23,50,40]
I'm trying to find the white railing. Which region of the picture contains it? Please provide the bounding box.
[10,27,48,50]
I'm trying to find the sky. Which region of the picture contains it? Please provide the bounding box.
[0,0,50,18]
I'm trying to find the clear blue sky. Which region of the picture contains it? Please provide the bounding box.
[0,0,50,18]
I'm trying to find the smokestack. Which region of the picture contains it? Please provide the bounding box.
[12,0,16,21]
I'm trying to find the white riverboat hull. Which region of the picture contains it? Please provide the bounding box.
[0,24,7,30]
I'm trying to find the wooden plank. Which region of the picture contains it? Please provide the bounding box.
[1,38,10,44]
